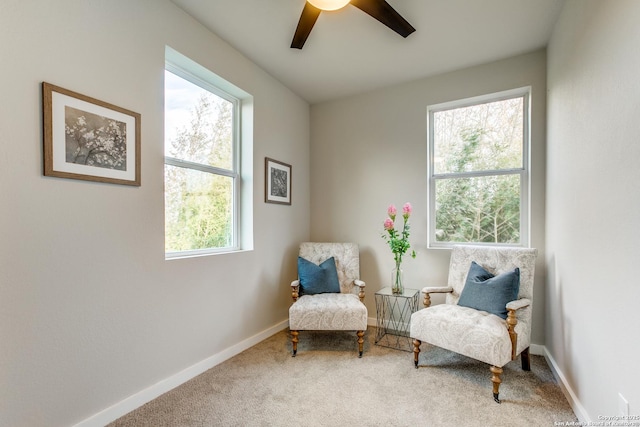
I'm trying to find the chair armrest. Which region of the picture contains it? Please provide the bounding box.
[506,298,531,311]
[420,286,453,308]
[421,286,453,294]
[291,280,300,302]
[353,279,365,302]
[505,298,531,360]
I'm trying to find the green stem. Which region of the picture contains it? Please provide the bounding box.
[393,260,402,292]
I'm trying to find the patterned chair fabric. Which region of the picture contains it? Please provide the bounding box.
[410,245,538,403]
[289,242,367,357]
[289,293,367,331]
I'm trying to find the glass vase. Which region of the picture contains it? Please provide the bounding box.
[391,267,404,294]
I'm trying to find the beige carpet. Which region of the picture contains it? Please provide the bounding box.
[110,328,578,427]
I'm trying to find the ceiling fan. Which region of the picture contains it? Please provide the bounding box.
[291,0,416,49]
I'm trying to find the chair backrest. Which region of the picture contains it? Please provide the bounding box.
[446,245,538,306]
[299,242,360,294]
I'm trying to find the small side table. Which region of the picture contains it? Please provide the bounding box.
[374,287,420,352]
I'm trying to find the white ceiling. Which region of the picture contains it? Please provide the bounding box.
[171,0,565,104]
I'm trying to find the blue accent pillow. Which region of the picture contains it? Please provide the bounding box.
[297,256,341,296]
[457,261,520,319]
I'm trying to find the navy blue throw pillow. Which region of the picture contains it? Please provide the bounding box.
[297,256,341,296]
[457,261,520,319]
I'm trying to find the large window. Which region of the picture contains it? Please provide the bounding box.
[428,88,530,248]
[164,63,240,257]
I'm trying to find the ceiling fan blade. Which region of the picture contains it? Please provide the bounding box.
[350,0,416,38]
[291,2,322,49]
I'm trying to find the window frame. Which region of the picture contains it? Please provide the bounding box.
[427,87,531,249]
[164,62,241,259]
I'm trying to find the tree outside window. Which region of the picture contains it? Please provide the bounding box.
[428,89,529,247]
[164,68,239,255]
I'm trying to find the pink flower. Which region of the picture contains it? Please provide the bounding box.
[387,204,397,220]
[402,202,412,218]
[382,202,416,267]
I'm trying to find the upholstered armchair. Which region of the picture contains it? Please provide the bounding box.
[410,245,538,403]
[289,242,367,357]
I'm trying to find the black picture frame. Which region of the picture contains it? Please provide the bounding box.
[265,157,291,205]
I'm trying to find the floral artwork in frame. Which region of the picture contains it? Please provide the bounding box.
[42,82,141,186]
[265,157,292,205]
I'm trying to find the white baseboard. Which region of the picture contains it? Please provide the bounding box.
[73,319,289,427]
[530,343,545,356]
[542,346,590,423]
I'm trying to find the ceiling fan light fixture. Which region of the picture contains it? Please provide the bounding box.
[307,0,350,11]
[291,0,415,49]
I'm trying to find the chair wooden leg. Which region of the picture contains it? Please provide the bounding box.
[357,330,364,357]
[291,330,298,357]
[413,339,421,368]
[490,366,503,403]
[521,346,531,371]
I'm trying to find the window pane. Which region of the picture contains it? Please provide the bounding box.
[164,70,233,170]
[433,97,523,174]
[434,174,520,244]
[165,165,233,252]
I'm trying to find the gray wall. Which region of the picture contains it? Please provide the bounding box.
[310,50,547,345]
[0,1,309,425]
[546,0,640,421]
[4,0,638,424]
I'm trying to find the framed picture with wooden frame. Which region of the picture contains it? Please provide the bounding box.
[42,82,141,186]
[265,157,292,205]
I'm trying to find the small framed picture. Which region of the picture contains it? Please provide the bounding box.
[265,157,292,205]
[42,82,141,186]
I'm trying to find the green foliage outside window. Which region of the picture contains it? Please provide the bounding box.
[432,96,524,244]
[164,80,236,253]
